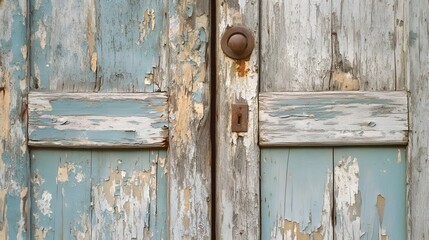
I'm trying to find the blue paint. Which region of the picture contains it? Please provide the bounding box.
[334,147,406,240]
[186,5,193,17]
[261,148,333,239]
[45,98,166,117]
[97,0,165,92]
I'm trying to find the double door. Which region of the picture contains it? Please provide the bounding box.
[25,0,408,239]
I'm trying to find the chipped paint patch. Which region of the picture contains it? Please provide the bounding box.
[138,9,156,44]
[36,191,53,217]
[331,71,360,90]
[57,163,69,183]
[335,156,361,239]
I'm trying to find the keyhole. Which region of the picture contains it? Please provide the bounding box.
[237,113,242,125]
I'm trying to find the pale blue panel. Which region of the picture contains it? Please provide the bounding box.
[29,0,96,91]
[91,150,167,239]
[96,0,166,92]
[261,148,333,239]
[334,147,406,240]
[30,149,92,239]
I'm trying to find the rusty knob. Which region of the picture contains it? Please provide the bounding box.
[221,26,254,60]
[228,33,248,54]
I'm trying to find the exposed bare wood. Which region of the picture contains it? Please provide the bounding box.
[216,0,260,239]
[168,1,212,238]
[0,0,29,238]
[409,0,429,238]
[260,91,408,146]
[28,92,168,148]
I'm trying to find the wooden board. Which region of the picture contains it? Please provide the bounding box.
[28,92,168,148]
[260,0,406,92]
[0,0,29,238]
[216,0,260,239]
[334,147,406,240]
[261,148,333,239]
[260,0,332,91]
[30,149,167,239]
[167,1,212,238]
[259,91,408,146]
[408,0,429,238]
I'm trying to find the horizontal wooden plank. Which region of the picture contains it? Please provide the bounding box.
[259,91,408,146]
[29,92,168,148]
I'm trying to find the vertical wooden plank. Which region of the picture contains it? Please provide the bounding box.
[96,0,168,92]
[91,150,166,239]
[30,150,92,239]
[260,0,332,91]
[0,0,29,238]
[168,1,212,238]
[334,147,406,240]
[216,0,260,238]
[30,0,96,92]
[409,0,429,238]
[331,0,406,91]
[261,148,333,239]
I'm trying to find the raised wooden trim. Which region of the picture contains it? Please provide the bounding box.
[259,91,408,146]
[28,92,168,148]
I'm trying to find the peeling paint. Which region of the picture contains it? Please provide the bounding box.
[36,191,53,217]
[138,9,156,45]
[335,156,361,239]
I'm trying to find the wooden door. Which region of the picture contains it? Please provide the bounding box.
[25,0,211,239]
[216,0,408,239]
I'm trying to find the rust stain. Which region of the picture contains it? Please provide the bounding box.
[235,60,250,77]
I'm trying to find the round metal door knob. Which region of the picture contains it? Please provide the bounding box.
[221,26,255,60]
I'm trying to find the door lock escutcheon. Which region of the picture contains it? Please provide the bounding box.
[231,103,248,132]
[221,26,255,60]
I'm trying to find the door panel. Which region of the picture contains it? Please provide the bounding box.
[31,149,167,239]
[334,147,406,240]
[261,148,333,239]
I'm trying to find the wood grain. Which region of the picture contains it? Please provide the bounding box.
[409,0,429,238]
[28,92,168,148]
[216,0,260,239]
[167,1,212,238]
[0,0,29,238]
[260,0,332,91]
[260,91,408,146]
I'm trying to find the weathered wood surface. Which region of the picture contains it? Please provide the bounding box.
[259,91,408,146]
[334,148,406,240]
[168,1,212,238]
[31,149,167,239]
[0,0,29,239]
[260,0,406,92]
[30,0,168,92]
[260,0,332,91]
[28,92,168,148]
[216,0,260,239]
[409,0,429,238]
[261,148,333,239]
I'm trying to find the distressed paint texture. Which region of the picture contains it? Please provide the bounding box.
[259,91,408,146]
[168,1,212,238]
[0,0,29,239]
[30,0,169,92]
[216,0,260,238]
[260,0,406,91]
[408,0,429,238]
[31,149,167,239]
[261,148,406,240]
[28,92,168,148]
[261,148,333,240]
[334,148,406,240]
